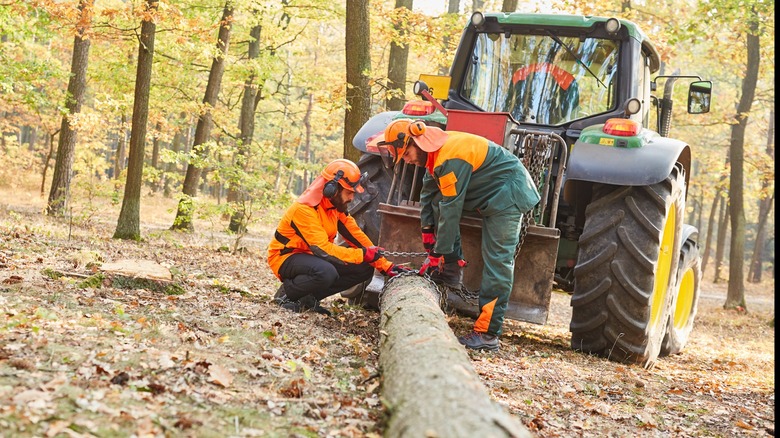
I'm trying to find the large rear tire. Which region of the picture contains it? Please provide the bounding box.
[660,239,701,356]
[570,164,686,368]
[349,154,394,242]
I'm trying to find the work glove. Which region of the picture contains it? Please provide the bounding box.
[421,227,436,254]
[362,246,385,263]
[383,264,414,278]
[419,253,443,276]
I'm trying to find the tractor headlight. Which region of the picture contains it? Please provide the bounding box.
[471,12,485,27]
[605,18,621,35]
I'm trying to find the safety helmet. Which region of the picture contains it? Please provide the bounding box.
[321,159,368,196]
[374,119,424,167]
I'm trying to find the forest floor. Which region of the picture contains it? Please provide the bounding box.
[0,176,775,437]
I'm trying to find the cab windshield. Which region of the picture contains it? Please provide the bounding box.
[461,32,619,126]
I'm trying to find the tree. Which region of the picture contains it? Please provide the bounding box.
[344,0,370,162]
[172,2,234,232]
[46,0,93,216]
[724,7,761,310]
[227,22,262,233]
[501,0,518,12]
[385,0,413,111]
[748,107,775,283]
[113,0,157,240]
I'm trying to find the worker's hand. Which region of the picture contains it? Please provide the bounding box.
[421,227,436,254]
[384,264,414,278]
[419,253,443,276]
[362,246,385,263]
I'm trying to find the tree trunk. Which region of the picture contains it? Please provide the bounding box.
[725,15,760,309]
[344,0,371,162]
[447,0,459,14]
[701,191,719,276]
[46,0,92,216]
[386,0,412,111]
[40,130,58,198]
[113,114,127,180]
[502,0,518,12]
[302,93,314,186]
[379,275,530,437]
[172,2,233,232]
[713,197,729,284]
[114,0,157,241]
[748,108,774,283]
[228,23,262,233]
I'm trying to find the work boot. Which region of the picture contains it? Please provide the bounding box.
[458,330,499,351]
[429,262,463,290]
[275,286,331,317]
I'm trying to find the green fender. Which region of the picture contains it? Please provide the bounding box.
[566,130,691,189]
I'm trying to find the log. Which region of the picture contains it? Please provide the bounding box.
[379,275,531,437]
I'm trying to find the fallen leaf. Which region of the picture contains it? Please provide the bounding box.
[735,420,754,430]
[209,364,233,387]
[2,275,23,284]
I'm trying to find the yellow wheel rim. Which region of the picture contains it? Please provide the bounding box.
[651,206,675,330]
[674,268,695,329]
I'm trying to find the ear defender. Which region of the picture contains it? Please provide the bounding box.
[409,120,426,137]
[323,170,344,199]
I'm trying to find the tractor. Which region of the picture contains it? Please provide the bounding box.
[345,12,712,368]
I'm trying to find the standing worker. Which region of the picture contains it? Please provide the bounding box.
[267,159,410,316]
[370,120,540,350]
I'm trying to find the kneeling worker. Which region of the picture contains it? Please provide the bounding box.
[267,158,409,316]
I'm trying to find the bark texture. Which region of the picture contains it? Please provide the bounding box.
[379,275,530,438]
[114,0,157,240]
[46,0,92,216]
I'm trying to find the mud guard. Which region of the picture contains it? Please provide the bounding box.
[565,136,690,188]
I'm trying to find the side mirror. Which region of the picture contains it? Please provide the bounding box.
[688,80,712,114]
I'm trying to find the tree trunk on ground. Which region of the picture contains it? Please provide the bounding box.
[725,15,760,309]
[379,275,530,437]
[46,0,92,216]
[172,2,233,232]
[114,0,157,241]
[344,0,371,162]
[386,0,412,111]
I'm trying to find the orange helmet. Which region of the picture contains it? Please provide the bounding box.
[374,119,424,166]
[321,159,368,195]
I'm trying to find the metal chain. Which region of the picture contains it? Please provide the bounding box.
[383,250,429,258]
[513,133,552,259]
[380,270,447,310]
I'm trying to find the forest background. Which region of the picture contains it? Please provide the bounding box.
[0,0,774,298]
[0,0,775,436]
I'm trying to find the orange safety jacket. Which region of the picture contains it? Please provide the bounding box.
[267,195,392,280]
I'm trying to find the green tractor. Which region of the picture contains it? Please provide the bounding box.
[347,12,711,368]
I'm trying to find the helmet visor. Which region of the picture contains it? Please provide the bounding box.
[343,171,369,193]
[376,137,408,169]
